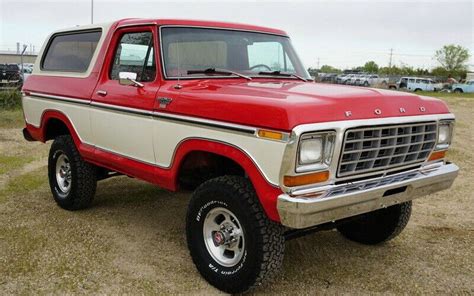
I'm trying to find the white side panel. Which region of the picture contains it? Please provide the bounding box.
[153,119,287,186]
[22,96,93,143]
[22,95,286,186]
[90,108,156,164]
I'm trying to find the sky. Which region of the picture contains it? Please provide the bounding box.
[0,0,473,70]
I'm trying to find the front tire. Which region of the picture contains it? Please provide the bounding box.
[453,88,463,93]
[337,201,412,245]
[48,135,97,210]
[186,176,284,294]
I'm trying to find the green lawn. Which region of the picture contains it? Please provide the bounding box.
[0,109,24,129]
[413,91,474,99]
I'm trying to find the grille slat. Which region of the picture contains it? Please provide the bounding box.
[338,122,436,177]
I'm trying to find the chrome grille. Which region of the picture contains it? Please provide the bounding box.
[338,122,437,177]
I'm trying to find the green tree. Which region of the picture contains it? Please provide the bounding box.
[363,61,379,73]
[430,66,448,78]
[434,44,470,75]
[320,65,341,73]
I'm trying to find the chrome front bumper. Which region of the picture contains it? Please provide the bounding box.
[277,163,459,229]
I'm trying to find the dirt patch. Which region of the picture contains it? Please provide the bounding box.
[0,96,473,294]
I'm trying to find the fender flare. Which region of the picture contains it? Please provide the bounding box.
[167,138,282,222]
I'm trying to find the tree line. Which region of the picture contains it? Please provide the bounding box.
[309,44,471,79]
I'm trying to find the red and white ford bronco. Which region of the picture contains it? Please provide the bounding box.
[22,19,458,293]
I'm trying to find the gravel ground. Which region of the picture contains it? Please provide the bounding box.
[0,95,473,294]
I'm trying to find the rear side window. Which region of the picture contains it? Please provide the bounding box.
[42,30,102,72]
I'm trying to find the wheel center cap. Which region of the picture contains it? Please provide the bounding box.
[212,231,226,246]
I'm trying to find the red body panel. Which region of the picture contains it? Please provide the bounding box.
[167,80,450,131]
[22,18,452,222]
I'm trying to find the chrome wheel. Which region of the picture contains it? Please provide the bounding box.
[203,207,245,267]
[55,153,71,193]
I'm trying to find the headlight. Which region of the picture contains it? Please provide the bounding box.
[297,132,335,172]
[299,137,323,164]
[436,121,454,150]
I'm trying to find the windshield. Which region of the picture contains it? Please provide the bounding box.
[160,27,310,80]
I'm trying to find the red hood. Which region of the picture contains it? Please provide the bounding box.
[168,80,450,131]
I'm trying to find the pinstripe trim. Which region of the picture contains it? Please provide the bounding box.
[26,92,260,136]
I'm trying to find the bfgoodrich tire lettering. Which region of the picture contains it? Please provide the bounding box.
[48,135,97,210]
[337,201,412,245]
[186,176,284,294]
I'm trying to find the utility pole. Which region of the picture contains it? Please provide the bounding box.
[317,57,320,70]
[388,48,393,68]
[20,45,27,80]
[91,0,94,24]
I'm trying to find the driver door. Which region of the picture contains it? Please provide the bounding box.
[91,26,160,165]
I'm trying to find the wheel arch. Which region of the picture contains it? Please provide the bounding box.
[39,110,82,147]
[170,139,282,222]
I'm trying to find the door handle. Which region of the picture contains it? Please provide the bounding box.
[97,90,107,96]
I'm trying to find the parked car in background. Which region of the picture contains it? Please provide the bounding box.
[335,74,347,84]
[354,74,368,85]
[389,77,410,90]
[360,74,388,87]
[348,74,363,85]
[22,67,32,82]
[452,80,474,93]
[0,63,23,90]
[319,73,338,83]
[407,78,442,92]
[341,74,356,84]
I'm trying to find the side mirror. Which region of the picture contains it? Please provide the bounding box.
[119,72,143,88]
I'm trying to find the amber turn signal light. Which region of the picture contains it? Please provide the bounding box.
[284,171,329,187]
[428,150,446,161]
[257,129,284,141]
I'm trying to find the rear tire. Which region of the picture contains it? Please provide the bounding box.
[337,201,412,245]
[414,88,422,92]
[186,176,284,294]
[48,135,97,210]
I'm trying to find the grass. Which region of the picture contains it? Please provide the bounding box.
[0,155,34,175]
[414,91,474,99]
[0,168,45,203]
[0,109,24,128]
[0,89,22,110]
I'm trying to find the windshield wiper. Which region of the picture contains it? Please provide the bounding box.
[257,71,308,82]
[187,68,252,80]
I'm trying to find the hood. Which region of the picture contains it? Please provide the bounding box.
[167,80,450,131]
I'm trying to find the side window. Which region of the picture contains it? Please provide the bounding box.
[409,79,415,83]
[42,30,101,72]
[110,31,156,82]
